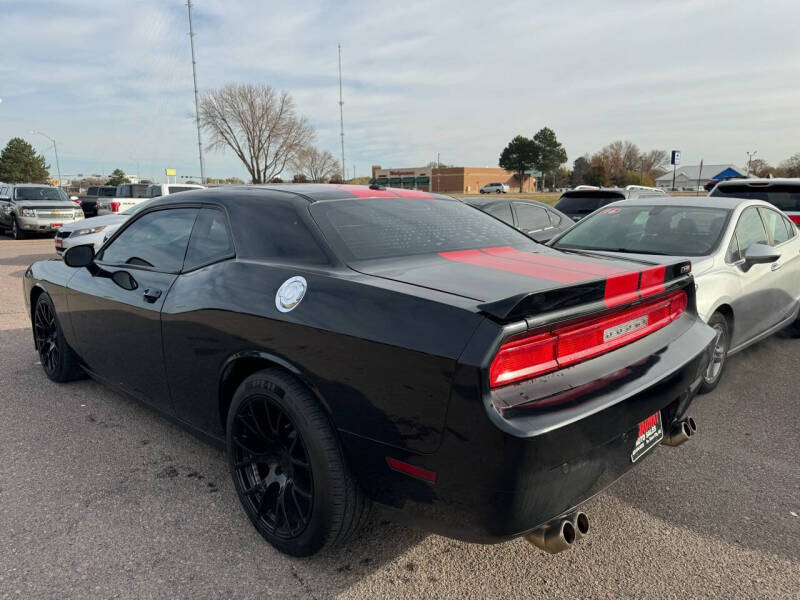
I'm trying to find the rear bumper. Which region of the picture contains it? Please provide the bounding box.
[342,314,714,542]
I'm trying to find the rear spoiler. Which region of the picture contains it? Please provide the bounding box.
[477,260,692,321]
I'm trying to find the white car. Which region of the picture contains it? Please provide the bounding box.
[479,182,509,194]
[97,183,205,215]
[56,197,158,255]
[550,195,800,393]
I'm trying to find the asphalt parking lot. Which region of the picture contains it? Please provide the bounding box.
[0,237,798,599]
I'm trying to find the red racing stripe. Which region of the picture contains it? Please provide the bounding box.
[639,265,666,297]
[481,246,627,277]
[333,184,399,198]
[392,188,434,199]
[604,272,640,307]
[439,249,593,284]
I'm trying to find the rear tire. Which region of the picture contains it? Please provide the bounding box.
[226,368,369,556]
[700,312,730,394]
[34,293,84,382]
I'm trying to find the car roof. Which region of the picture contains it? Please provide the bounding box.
[145,184,456,208]
[602,195,770,210]
[10,183,59,188]
[715,178,800,187]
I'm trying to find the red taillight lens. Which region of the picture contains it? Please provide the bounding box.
[489,291,688,388]
[110,201,121,212]
[789,214,800,225]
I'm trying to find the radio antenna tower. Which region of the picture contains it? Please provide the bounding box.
[338,44,346,182]
[187,0,206,184]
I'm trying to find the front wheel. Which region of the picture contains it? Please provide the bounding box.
[700,312,730,394]
[34,293,83,382]
[11,217,27,240]
[226,368,369,556]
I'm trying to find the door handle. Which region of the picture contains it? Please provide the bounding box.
[143,288,162,302]
[771,262,782,271]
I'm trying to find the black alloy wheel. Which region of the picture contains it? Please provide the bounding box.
[230,396,314,541]
[227,369,369,556]
[33,293,82,382]
[34,298,60,376]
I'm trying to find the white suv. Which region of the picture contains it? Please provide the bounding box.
[480,182,509,194]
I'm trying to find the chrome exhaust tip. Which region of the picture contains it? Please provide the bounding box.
[570,511,589,541]
[525,518,576,554]
[662,417,696,447]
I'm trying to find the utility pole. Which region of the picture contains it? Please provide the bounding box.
[187,0,206,184]
[746,150,757,177]
[32,130,61,187]
[338,44,345,182]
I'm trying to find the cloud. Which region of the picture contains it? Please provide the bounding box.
[0,0,798,181]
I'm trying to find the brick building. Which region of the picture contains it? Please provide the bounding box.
[371,165,537,194]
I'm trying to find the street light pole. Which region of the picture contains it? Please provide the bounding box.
[746,150,757,177]
[31,130,61,187]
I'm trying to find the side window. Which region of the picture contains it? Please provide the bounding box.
[484,202,513,225]
[725,235,741,263]
[783,215,797,239]
[99,208,199,272]
[149,187,162,198]
[513,202,551,232]
[547,209,563,227]
[184,208,234,270]
[733,207,769,258]
[759,208,789,245]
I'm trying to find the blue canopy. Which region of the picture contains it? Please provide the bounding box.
[711,167,744,180]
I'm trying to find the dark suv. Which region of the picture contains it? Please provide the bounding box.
[554,186,667,222]
[709,178,800,225]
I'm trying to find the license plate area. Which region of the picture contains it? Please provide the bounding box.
[631,412,663,463]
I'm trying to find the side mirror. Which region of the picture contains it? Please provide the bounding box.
[63,244,95,268]
[742,243,780,271]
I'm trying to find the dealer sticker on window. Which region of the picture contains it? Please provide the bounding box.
[631,412,663,463]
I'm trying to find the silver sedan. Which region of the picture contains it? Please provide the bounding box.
[550,195,800,392]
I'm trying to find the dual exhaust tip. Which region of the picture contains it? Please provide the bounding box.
[525,511,589,554]
[662,416,697,447]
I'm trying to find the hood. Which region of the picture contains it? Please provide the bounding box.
[15,200,80,210]
[351,245,688,320]
[58,213,128,232]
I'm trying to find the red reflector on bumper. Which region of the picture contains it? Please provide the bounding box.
[386,457,437,483]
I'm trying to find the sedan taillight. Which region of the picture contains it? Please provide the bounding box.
[110,201,121,213]
[489,291,687,388]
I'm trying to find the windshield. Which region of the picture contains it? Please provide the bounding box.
[554,205,731,257]
[14,187,68,201]
[555,192,624,214]
[310,197,536,261]
[711,183,800,211]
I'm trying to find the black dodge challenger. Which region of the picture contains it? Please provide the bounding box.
[23,184,714,556]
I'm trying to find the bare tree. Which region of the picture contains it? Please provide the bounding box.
[199,83,315,183]
[291,146,340,182]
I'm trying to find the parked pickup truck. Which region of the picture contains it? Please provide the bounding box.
[78,185,116,217]
[96,183,151,215]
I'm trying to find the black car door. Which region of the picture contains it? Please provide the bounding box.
[67,207,199,409]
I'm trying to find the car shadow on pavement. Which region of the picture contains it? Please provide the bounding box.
[609,332,800,561]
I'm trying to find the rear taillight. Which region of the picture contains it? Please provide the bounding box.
[489,291,687,388]
[110,201,121,213]
[789,215,800,225]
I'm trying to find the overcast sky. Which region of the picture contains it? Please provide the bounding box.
[1,0,799,182]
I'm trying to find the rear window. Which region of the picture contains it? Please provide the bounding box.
[555,192,625,214]
[554,205,730,257]
[310,197,536,261]
[711,183,800,211]
[99,187,116,197]
[167,186,198,194]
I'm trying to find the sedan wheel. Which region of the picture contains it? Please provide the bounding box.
[700,313,729,394]
[227,369,369,556]
[33,293,83,382]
